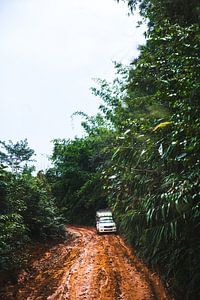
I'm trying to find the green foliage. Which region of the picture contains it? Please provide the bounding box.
[9,173,66,240]
[49,136,109,225]
[117,0,200,26]
[0,144,65,274]
[0,139,35,173]
[0,166,28,271]
[0,213,28,271]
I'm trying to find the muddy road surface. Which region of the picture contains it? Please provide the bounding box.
[2,226,170,300]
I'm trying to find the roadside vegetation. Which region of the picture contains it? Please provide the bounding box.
[0,0,199,298]
[0,140,65,280]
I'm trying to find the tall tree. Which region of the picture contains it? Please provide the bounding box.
[0,139,35,173]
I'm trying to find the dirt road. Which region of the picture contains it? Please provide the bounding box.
[2,226,170,300]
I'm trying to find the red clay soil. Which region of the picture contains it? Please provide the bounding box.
[1,225,170,300]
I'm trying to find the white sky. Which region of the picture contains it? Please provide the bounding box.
[0,0,145,170]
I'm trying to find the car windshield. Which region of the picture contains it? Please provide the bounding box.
[99,218,113,223]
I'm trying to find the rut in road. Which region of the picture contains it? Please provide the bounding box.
[2,225,170,300]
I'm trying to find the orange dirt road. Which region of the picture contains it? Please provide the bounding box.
[2,226,170,300]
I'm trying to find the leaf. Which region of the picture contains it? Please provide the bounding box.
[153,121,173,131]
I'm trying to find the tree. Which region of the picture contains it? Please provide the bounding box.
[0,141,65,276]
[49,136,109,225]
[0,166,28,272]
[0,139,35,173]
[116,0,200,26]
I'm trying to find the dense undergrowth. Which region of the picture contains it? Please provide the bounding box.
[0,141,65,278]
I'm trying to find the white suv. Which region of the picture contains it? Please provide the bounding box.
[96,212,117,234]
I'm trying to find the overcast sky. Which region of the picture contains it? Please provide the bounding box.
[0,0,145,169]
